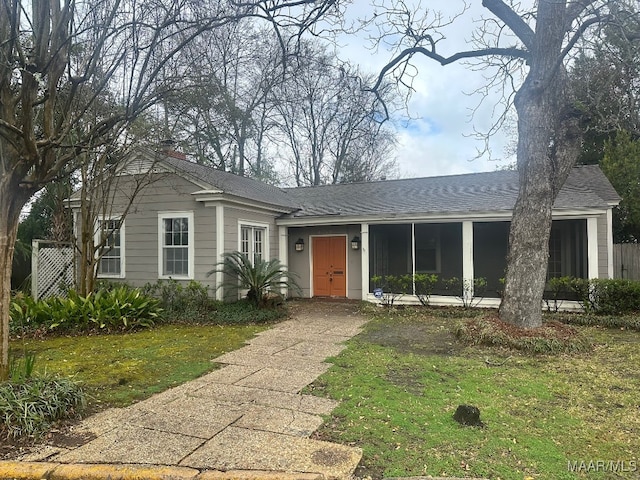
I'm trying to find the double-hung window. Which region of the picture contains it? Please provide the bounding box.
[97,218,124,278]
[159,212,194,279]
[239,223,268,264]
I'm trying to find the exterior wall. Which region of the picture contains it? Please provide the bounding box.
[597,213,609,278]
[223,206,282,301]
[224,206,280,260]
[82,173,284,299]
[94,173,217,290]
[287,225,363,299]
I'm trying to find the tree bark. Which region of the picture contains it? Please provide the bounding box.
[499,0,581,328]
[0,178,29,380]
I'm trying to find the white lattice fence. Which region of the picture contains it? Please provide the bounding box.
[31,240,75,300]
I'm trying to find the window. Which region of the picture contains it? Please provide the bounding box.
[97,218,124,278]
[158,212,194,279]
[239,222,268,263]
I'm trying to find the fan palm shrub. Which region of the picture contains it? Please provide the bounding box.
[208,252,301,308]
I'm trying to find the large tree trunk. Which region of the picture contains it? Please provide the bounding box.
[499,0,582,329]
[0,180,29,380]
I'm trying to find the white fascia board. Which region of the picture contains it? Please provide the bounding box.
[276,207,609,227]
[192,191,295,215]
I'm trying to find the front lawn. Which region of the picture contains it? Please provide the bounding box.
[307,307,640,479]
[9,323,267,409]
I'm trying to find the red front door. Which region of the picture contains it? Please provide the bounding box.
[312,236,347,297]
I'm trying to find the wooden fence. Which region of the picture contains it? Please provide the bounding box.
[613,244,640,280]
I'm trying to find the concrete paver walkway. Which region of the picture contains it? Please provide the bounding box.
[17,301,367,479]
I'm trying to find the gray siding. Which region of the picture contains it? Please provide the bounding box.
[84,173,284,297]
[224,206,280,259]
[287,225,362,299]
[99,173,217,290]
[597,213,609,278]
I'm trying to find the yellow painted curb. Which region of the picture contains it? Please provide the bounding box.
[49,464,200,480]
[0,462,331,480]
[0,461,58,479]
[196,471,324,480]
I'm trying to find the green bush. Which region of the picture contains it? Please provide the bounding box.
[561,277,640,315]
[10,287,162,334]
[209,252,300,308]
[370,274,412,306]
[142,279,214,322]
[213,299,286,324]
[0,377,85,439]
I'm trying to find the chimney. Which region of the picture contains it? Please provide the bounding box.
[159,139,187,160]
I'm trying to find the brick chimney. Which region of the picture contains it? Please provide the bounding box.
[159,139,187,160]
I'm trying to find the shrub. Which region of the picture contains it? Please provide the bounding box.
[454,317,592,354]
[10,287,162,334]
[0,377,85,439]
[414,273,439,306]
[209,252,301,308]
[443,277,487,308]
[370,274,411,307]
[543,276,574,312]
[562,278,640,315]
[142,279,214,322]
[213,299,286,324]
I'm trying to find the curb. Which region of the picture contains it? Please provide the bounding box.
[0,462,327,480]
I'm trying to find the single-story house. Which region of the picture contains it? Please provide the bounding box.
[70,147,620,307]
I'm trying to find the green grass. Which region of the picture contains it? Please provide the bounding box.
[307,308,640,479]
[9,323,267,409]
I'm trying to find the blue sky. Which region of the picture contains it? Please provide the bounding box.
[334,0,521,178]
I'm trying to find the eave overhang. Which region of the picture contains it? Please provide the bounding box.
[275,206,611,227]
[191,190,297,215]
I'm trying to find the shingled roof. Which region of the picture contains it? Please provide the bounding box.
[281,165,619,219]
[161,156,297,210]
[160,154,618,219]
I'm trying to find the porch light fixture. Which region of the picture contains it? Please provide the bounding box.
[295,238,305,252]
[351,236,360,250]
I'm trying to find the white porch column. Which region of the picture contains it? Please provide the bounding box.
[606,208,614,279]
[279,226,289,296]
[215,204,225,301]
[361,223,369,301]
[587,216,599,279]
[462,221,474,302]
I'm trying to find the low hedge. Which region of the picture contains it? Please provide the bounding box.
[10,287,162,334]
[544,277,640,315]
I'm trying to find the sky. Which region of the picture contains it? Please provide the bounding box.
[333,0,523,178]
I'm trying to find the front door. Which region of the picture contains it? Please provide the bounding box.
[313,236,347,297]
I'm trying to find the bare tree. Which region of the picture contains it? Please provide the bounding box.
[365,0,639,328]
[273,41,398,186]
[162,21,287,177]
[0,0,342,379]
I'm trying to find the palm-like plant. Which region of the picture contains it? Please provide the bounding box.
[208,251,301,308]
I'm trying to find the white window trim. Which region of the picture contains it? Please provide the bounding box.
[237,220,270,261]
[96,216,126,279]
[158,211,195,280]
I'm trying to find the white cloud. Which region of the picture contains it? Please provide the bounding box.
[335,0,521,178]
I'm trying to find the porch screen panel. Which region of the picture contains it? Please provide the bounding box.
[414,224,440,273]
[547,219,587,279]
[369,224,412,291]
